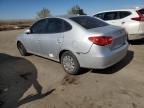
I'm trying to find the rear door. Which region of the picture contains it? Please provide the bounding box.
[102,11,134,33]
[39,18,64,60]
[103,11,121,26]
[118,11,136,33]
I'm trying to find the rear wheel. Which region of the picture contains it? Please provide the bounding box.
[17,42,28,56]
[61,51,80,75]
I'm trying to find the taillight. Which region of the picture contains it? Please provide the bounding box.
[88,36,112,46]
[131,10,144,21]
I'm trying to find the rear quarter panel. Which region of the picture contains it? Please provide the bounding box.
[122,10,140,34]
[61,19,93,54]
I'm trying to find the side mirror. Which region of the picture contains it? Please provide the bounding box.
[24,29,31,34]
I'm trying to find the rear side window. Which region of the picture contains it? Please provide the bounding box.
[70,16,108,29]
[46,18,63,33]
[63,20,72,32]
[94,13,104,20]
[138,9,144,16]
[119,11,131,19]
[46,19,72,33]
[104,12,119,20]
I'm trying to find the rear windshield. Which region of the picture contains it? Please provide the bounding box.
[138,9,144,16]
[70,16,108,29]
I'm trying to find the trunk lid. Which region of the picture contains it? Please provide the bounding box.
[88,25,127,50]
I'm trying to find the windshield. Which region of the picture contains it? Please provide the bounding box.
[70,16,108,29]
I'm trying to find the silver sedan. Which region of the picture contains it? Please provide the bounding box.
[17,15,128,74]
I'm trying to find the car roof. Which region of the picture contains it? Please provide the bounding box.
[56,15,81,19]
[40,15,88,20]
[33,15,94,25]
[95,7,144,15]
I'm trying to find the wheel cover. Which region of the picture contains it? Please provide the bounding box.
[62,55,75,72]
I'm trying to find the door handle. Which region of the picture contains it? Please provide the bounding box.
[112,22,116,23]
[121,22,125,24]
[57,39,62,44]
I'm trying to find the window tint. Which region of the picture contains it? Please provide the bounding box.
[46,18,63,33]
[70,16,108,29]
[104,12,119,20]
[119,11,131,18]
[94,13,104,20]
[30,18,71,34]
[30,19,48,34]
[63,20,72,31]
[138,9,144,16]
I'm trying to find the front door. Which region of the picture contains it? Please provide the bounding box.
[26,19,48,55]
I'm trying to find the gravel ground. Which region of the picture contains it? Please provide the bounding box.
[0,30,144,108]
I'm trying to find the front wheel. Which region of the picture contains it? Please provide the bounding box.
[17,42,28,56]
[61,51,80,75]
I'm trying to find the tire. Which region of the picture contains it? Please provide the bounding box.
[61,51,80,75]
[127,34,131,44]
[17,42,28,56]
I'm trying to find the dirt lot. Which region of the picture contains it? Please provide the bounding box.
[0,30,144,108]
[0,21,32,31]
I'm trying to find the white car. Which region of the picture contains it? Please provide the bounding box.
[94,8,144,40]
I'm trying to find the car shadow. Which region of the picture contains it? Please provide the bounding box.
[129,38,144,45]
[78,50,134,75]
[0,53,55,108]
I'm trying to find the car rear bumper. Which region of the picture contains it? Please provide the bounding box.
[77,42,128,69]
[129,33,144,40]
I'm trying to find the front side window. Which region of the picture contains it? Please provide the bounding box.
[70,16,108,29]
[46,18,63,33]
[30,19,48,34]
